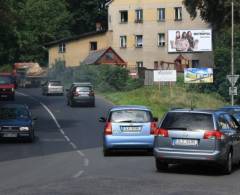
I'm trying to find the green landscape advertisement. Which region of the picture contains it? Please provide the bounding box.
[184,68,213,83]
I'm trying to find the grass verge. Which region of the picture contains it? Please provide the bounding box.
[102,85,226,118]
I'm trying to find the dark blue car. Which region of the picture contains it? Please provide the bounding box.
[0,104,36,142]
[220,106,240,122]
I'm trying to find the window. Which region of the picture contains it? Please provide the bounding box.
[158,33,165,47]
[158,8,165,21]
[106,52,114,60]
[135,35,143,48]
[154,61,159,69]
[120,36,127,48]
[136,61,143,68]
[174,7,182,21]
[59,43,65,53]
[161,112,214,131]
[218,115,230,130]
[120,11,128,23]
[192,60,200,68]
[135,9,143,23]
[90,42,97,51]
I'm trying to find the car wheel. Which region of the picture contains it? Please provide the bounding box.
[156,159,168,172]
[70,100,75,107]
[28,131,35,143]
[222,152,232,174]
[91,102,95,107]
[103,148,111,157]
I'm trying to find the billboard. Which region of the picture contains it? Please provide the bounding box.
[168,29,212,53]
[184,68,213,83]
[154,70,177,82]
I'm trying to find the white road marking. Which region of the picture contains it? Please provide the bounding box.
[16,91,89,178]
[73,170,84,178]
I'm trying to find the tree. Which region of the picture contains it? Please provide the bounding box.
[15,0,72,65]
[66,0,110,35]
[183,0,240,30]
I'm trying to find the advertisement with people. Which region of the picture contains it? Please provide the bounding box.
[168,29,212,53]
[184,68,213,83]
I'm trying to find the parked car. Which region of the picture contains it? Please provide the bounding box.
[0,104,36,142]
[66,82,95,107]
[0,74,16,100]
[220,106,240,122]
[42,80,64,96]
[154,109,240,174]
[99,105,158,156]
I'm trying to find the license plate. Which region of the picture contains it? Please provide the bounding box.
[0,95,8,98]
[121,126,142,132]
[173,139,198,146]
[3,133,17,138]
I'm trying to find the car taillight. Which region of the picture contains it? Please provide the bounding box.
[73,92,79,96]
[11,88,14,92]
[104,122,112,135]
[150,122,157,135]
[203,130,225,140]
[155,128,169,137]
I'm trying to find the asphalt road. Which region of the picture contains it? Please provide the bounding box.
[0,88,240,195]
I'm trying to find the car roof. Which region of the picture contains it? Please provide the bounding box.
[110,105,151,112]
[168,108,225,115]
[48,80,61,82]
[72,82,93,86]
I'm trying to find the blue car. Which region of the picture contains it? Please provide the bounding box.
[0,104,36,142]
[219,106,240,122]
[99,106,158,156]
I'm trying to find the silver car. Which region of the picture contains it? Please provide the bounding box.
[154,109,240,174]
[42,80,64,96]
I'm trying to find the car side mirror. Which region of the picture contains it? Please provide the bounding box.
[153,117,158,122]
[66,89,69,92]
[99,117,107,123]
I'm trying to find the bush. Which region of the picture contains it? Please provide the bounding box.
[48,61,143,92]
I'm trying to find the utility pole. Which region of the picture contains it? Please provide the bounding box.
[231,0,234,106]
[227,1,238,105]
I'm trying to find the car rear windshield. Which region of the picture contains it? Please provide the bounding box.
[161,112,214,131]
[0,76,13,84]
[49,81,61,86]
[110,110,152,123]
[0,107,29,119]
[75,86,92,92]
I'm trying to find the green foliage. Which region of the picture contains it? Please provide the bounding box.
[183,0,240,30]
[0,64,13,72]
[103,85,226,118]
[66,0,110,34]
[48,61,143,92]
[16,0,72,65]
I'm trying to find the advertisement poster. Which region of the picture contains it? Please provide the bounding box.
[168,29,212,53]
[184,68,213,83]
[154,70,177,82]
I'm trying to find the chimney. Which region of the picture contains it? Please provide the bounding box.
[96,22,103,32]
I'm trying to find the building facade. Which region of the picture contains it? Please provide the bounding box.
[47,0,213,69]
[107,0,213,70]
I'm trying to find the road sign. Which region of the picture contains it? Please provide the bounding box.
[227,75,239,86]
[154,70,177,82]
[229,87,238,96]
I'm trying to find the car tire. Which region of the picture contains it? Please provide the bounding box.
[91,102,95,107]
[28,131,35,143]
[222,152,232,175]
[70,100,75,107]
[156,159,168,172]
[103,148,111,157]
